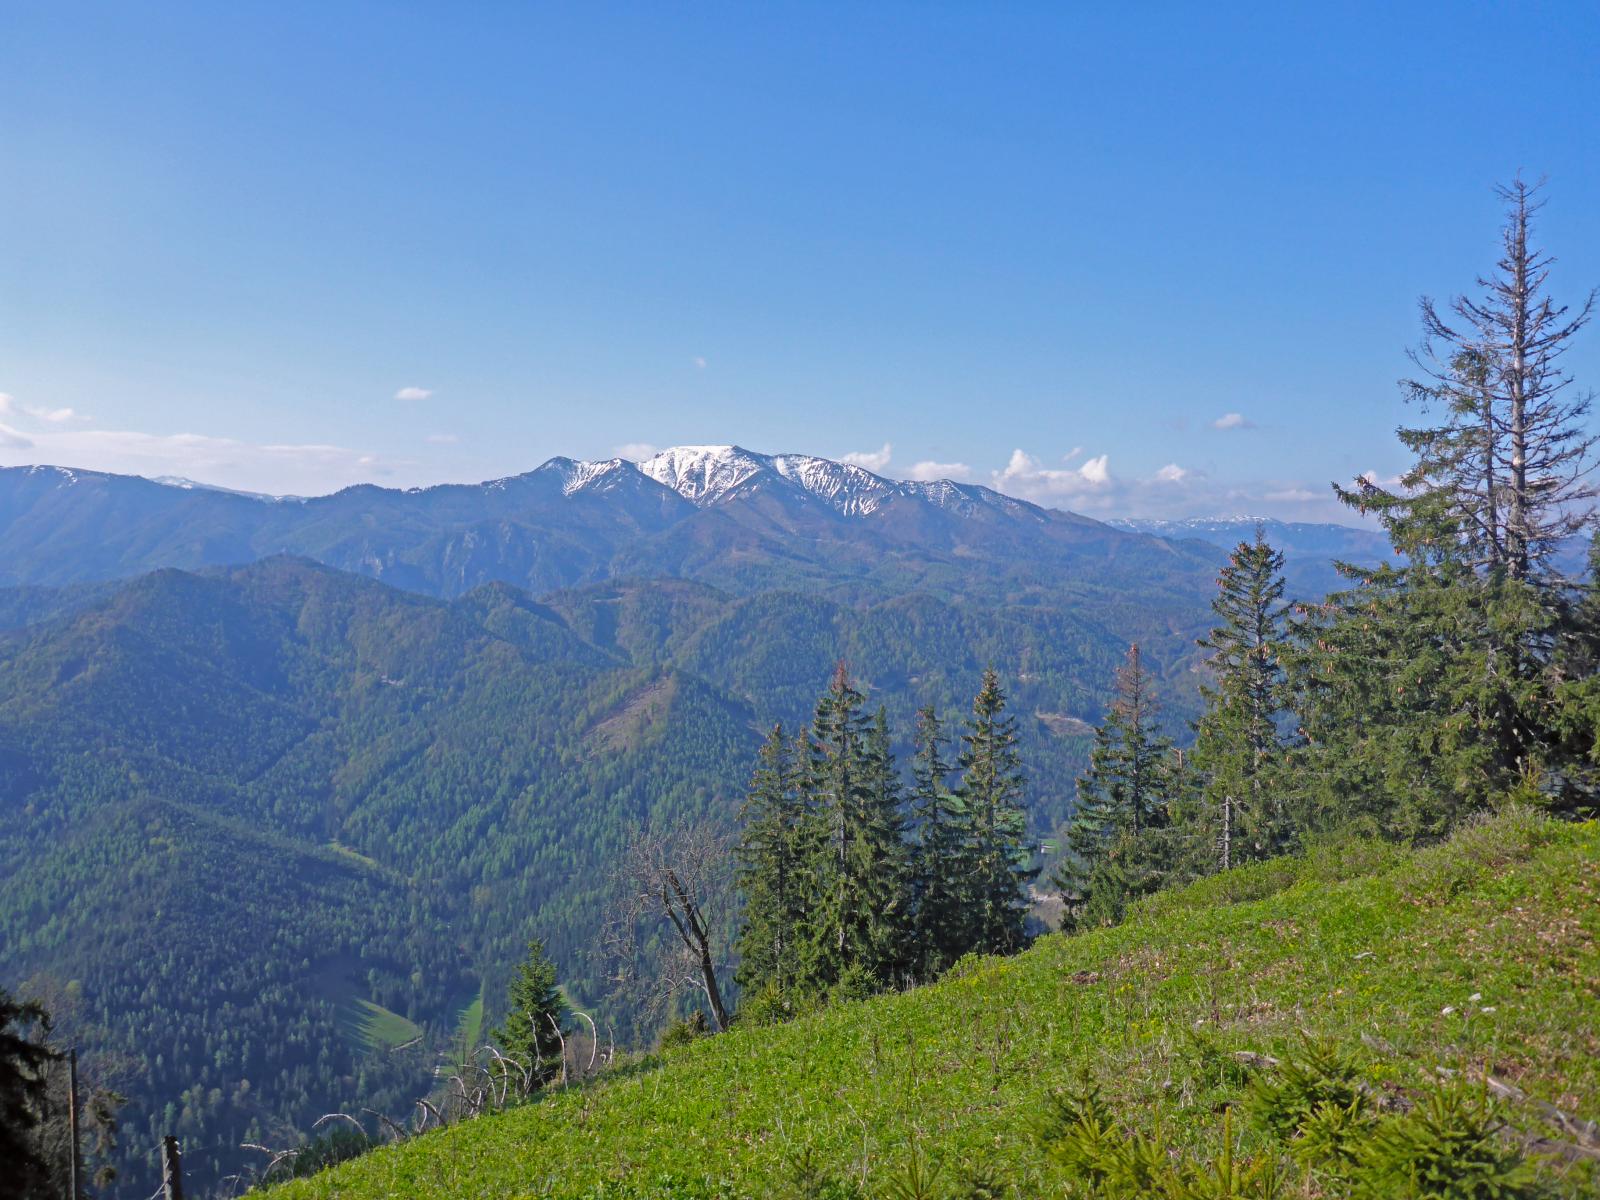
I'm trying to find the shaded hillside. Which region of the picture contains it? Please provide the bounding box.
[272,811,1600,1198]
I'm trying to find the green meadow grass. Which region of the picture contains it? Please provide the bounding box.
[454,986,485,1063]
[340,998,423,1054]
[278,810,1599,1198]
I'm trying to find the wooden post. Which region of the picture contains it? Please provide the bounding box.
[68,1047,81,1200]
[160,1135,184,1200]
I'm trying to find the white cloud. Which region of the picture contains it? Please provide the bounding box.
[841,442,893,472]
[426,433,460,445]
[0,425,406,495]
[1078,453,1110,484]
[986,447,1359,522]
[394,386,433,401]
[615,442,659,461]
[0,423,34,450]
[692,357,707,370]
[1212,412,1253,431]
[0,394,87,424]
[1062,446,1084,462]
[906,460,974,482]
[993,449,1115,504]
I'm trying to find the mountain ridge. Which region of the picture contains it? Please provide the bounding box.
[0,450,1222,599]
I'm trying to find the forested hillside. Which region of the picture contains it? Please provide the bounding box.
[0,550,1205,1193]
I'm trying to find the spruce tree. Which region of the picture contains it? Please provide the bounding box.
[1057,645,1179,930]
[864,707,912,977]
[0,987,55,1199]
[907,705,973,977]
[1546,531,1600,814]
[1295,181,1598,831]
[1191,528,1293,868]
[956,668,1037,955]
[800,665,909,993]
[491,939,568,1089]
[734,723,808,1001]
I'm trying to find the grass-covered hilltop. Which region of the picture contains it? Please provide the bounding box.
[269,809,1599,1199]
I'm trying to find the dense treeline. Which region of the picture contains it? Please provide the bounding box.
[1060,182,1600,928]
[734,665,1037,1013]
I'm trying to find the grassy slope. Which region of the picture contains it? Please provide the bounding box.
[277,812,1599,1198]
[341,999,424,1054]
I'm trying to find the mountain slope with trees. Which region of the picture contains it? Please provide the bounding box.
[269,809,1600,1199]
[0,551,1196,1194]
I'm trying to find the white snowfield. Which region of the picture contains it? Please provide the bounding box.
[557,444,1035,519]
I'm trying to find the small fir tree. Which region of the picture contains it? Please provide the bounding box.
[1058,645,1179,930]
[492,939,569,1090]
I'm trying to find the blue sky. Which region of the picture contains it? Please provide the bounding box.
[3,2,1598,519]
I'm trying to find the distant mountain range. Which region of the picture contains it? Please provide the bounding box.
[1,447,1407,603]
[1106,516,1391,561]
[0,448,1231,609]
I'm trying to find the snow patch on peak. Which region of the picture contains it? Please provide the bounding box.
[770,454,896,515]
[637,445,767,503]
[552,444,1049,521]
[27,465,82,485]
[558,457,631,496]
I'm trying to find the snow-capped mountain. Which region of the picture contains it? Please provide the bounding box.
[554,444,1034,520]
[0,447,1218,597]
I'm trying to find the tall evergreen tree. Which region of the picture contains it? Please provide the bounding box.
[0,987,56,1199]
[800,665,909,993]
[907,705,973,977]
[957,668,1037,954]
[864,706,912,976]
[733,723,809,1000]
[491,939,569,1090]
[1191,529,1293,868]
[1294,181,1598,831]
[1057,645,1179,930]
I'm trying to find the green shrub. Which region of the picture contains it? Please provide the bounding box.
[829,962,879,1004]
[1040,1086,1289,1199]
[1400,805,1560,906]
[737,983,823,1028]
[657,1011,710,1051]
[1248,1035,1371,1143]
[1352,1087,1543,1200]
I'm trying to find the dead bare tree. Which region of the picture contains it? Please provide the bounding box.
[603,823,734,1033]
